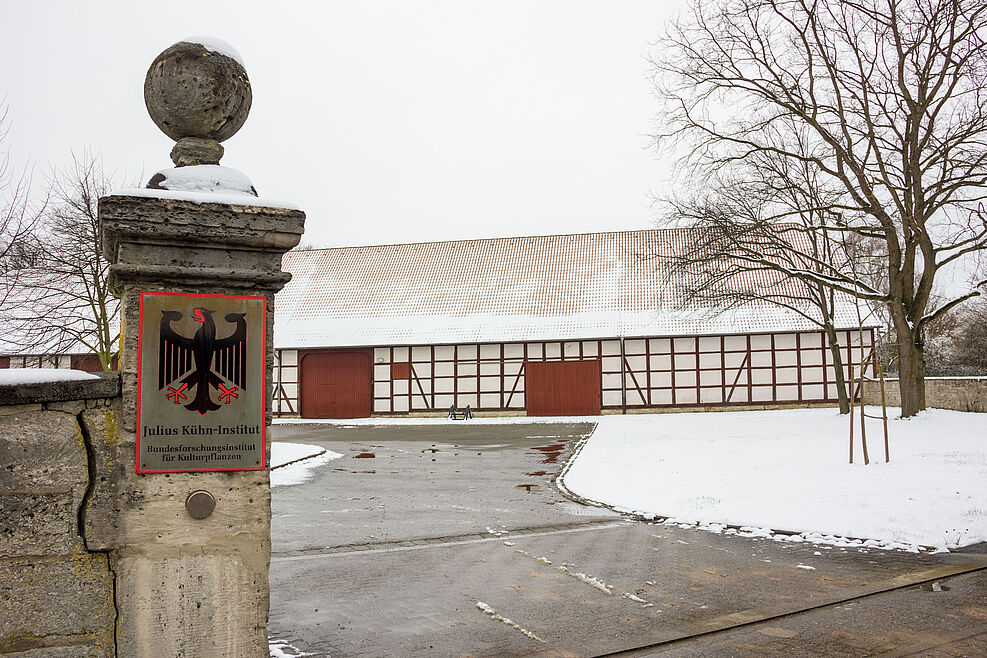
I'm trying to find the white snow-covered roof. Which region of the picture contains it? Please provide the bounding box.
[274,229,867,349]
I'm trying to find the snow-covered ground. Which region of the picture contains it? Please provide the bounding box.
[270,442,342,487]
[0,368,100,385]
[560,408,987,551]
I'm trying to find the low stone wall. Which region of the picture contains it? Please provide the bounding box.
[863,377,987,413]
[0,376,121,656]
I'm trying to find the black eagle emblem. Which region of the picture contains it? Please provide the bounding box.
[158,307,247,415]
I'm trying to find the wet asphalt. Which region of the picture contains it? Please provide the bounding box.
[268,422,987,657]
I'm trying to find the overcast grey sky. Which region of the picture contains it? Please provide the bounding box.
[1,1,685,248]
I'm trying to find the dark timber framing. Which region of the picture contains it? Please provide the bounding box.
[274,328,875,417]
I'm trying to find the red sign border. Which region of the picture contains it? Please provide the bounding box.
[136,290,267,474]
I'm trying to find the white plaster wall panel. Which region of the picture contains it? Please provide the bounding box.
[726,389,749,404]
[481,393,501,407]
[625,339,646,354]
[458,362,478,377]
[602,373,622,389]
[507,395,524,408]
[700,370,721,386]
[433,345,454,360]
[434,362,454,377]
[776,351,798,367]
[434,394,454,408]
[434,378,454,393]
[676,371,697,387]
[698,336,720,352]
[776,385,799,400]
[649,354,671,370]
[723,335,747,350]
[480,344,500,359]
[699,352,721,369]
[564,342,580,357]
[674,337,696,352]
[601,356,622,372]
[527,343,544,358]
[504,343,524,359]
[457,344,477,360]
[626,355,647,371]
[601,340,620,356]
[826,384,840,398]
[393,346,410,361]
[393,379,409,395]
[393,397,409,412]
[416,379,432,394]
[801,332,822,347]
[751,351,773,367]
[281,350,298,366]
[280,383,298,398]
[652,372,672,387]
[752,386,774,401]
[374,365,390,381]
[374,399,390,412]
[700,388,723,403]
[412,346,431,361]
[803,384,825,399]
[801,350,823,366]
[582,341,599,357]
[413,363,432,378]
[602,390,623,406]
[751,369,773,385]
[458,378,478,393]
[723,352,747,368]
[776,368,798,384]
[801,366,823,382]
[411,395,429,410]
[775,333,797,349]
[750,334,772,350]
[374,347,390,362]
[545,342,561,359]
[374,382,390,397]
[650,338,671,353]
[504,362,522,376]
[480,362,500,376]
[480,377,500,392]
[676,388,698,403]
[651,389,673,404]
[674,353,697,370]
[727,371,748,386]
[628,387,647,405]
[456,394,479,408]
[825,366,837,381]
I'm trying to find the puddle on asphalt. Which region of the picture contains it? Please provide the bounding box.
[530,442,567,463]
[526,470,549,477]
[353,452,375,458]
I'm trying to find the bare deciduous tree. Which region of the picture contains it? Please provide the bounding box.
[651,0,987,416]
[0,106,45,311]
[3,153,120,369]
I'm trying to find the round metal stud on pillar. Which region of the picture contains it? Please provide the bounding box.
[91,38,305,657]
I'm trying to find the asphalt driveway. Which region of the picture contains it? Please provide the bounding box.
[268,421,987,657]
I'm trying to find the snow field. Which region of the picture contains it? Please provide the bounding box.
[560,408,987,551]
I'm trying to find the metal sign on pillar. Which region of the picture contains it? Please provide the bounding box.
[136,291,266,472]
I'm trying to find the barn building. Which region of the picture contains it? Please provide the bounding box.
[273,229,873,418]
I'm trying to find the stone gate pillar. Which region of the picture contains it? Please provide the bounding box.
[93,39,304,656]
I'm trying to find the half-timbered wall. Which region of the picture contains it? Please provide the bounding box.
[274,329,874,416]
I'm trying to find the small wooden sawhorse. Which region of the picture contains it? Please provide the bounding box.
[447,404,472,420]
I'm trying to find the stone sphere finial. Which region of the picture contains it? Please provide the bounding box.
[144,38,252,167]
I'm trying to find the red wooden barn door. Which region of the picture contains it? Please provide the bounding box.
[524,360,601,416]
[300,350,373,418]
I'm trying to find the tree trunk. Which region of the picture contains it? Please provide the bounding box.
[824,324,850,414]
[893,316,927,417]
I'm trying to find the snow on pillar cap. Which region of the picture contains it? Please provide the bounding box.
[144,38,252,169]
